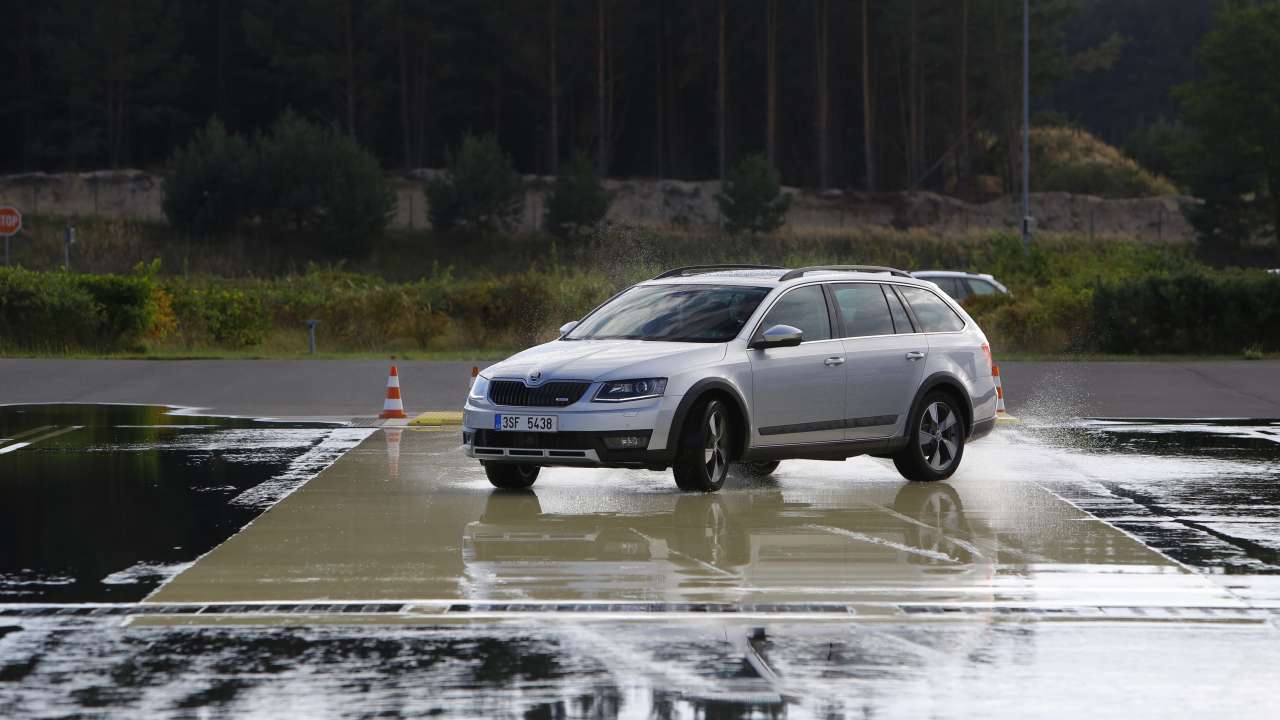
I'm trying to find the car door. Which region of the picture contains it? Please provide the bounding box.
[830,283,929,441]
[748,284,847,447]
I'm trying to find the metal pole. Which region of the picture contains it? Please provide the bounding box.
[64,224,75,272]
[4,236,9,266]
[1021,0,1032,249]
[307,320,319,355]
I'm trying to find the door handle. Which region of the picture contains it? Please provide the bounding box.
[905,351,926,361]
[824,356,846,366]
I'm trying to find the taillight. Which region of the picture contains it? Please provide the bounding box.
[981,343,993,376]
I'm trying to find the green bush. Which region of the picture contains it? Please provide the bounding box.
[544,151,612,239]
[161,112,394,254]
[426,134,524,231]
[168,285,269,348]
[253,111,395,254]
[0,267,159,352]
[1092,271,1280,354]
[716,155,792,236]
[965,283,1093,355]
[162,118,255,237]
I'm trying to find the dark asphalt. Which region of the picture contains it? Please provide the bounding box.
[1,358,1279,419]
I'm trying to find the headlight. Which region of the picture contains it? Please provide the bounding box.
[593,378,667,402]
[469,375,490,400]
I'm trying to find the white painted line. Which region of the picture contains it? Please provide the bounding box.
[0,425,82,454]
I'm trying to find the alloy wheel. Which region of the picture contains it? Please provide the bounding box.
[703,407,729,484]
[918,401,960,472]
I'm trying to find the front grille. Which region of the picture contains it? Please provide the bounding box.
[489,380,590,407]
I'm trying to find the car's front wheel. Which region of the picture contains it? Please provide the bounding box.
[672,398,732,492]
[483,462,540,489]
[893,391,965,482]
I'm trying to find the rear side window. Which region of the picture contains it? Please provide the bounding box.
[899,286,966,333]
[760,285,832,342]
[967,279,999,296]
[831,283,894,338]
[885,286,915,333]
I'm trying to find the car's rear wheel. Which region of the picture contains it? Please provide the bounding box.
[672,398,732,492]
[735,461,780,477]
[893,391,965,482]
[483,462,540,489]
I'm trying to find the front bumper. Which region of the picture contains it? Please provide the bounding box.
[462,394,683,469]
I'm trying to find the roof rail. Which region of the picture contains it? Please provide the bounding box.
[651,264,784,280]
[779,265,912,281]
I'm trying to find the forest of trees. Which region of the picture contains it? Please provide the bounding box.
[0,0,1224,195]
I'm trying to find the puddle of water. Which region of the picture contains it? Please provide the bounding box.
[0,404,368,603]
[1005,419,1280,574]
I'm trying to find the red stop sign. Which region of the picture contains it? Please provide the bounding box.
[0,207,20,237]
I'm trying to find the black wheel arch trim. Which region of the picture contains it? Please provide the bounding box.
[908,372,975,438]
[667,378,752,462]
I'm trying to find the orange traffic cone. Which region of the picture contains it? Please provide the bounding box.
[384,428,402,480]
[992,365,1018,424]
[469,365,479,390]
[992,364,1009,417]
[379,365,408,419]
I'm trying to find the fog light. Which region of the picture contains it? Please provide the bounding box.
[603,434,649,450]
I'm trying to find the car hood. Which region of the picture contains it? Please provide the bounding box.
[484,340,728,383]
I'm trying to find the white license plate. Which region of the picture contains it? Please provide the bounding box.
[494,414,558,433]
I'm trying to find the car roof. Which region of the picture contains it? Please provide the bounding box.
[642,267,936,289]
[911,270,998,281]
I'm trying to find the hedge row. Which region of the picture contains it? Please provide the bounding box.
[3,265,1278,355]
[0,267,160,352]
[1092,271,1280,353]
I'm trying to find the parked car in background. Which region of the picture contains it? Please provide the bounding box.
[910,271,1009,303]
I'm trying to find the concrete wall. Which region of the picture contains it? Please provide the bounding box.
[0,169,1196,243]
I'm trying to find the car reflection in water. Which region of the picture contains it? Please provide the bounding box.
[462,480,995,605]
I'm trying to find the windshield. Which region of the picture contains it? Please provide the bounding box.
[566,284,771,343]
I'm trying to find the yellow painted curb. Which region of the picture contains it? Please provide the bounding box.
[409,411,464,427]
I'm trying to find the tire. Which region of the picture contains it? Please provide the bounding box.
[893,391,966,482]
[671,398,733,492]
[735,461,780,477]
[483,462,541,489]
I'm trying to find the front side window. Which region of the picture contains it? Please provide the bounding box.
[831,283,895,338]
[932,276,969,301]
[899,286,966,333]
[566,284,770,343]
[759,285,832,342]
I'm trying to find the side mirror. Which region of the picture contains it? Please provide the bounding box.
[751,324,804,349]
[558,320,580,337]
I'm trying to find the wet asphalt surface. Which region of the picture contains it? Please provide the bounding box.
[1,404,1279,718]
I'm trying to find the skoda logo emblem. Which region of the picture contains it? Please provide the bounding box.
[527,370,543,385]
